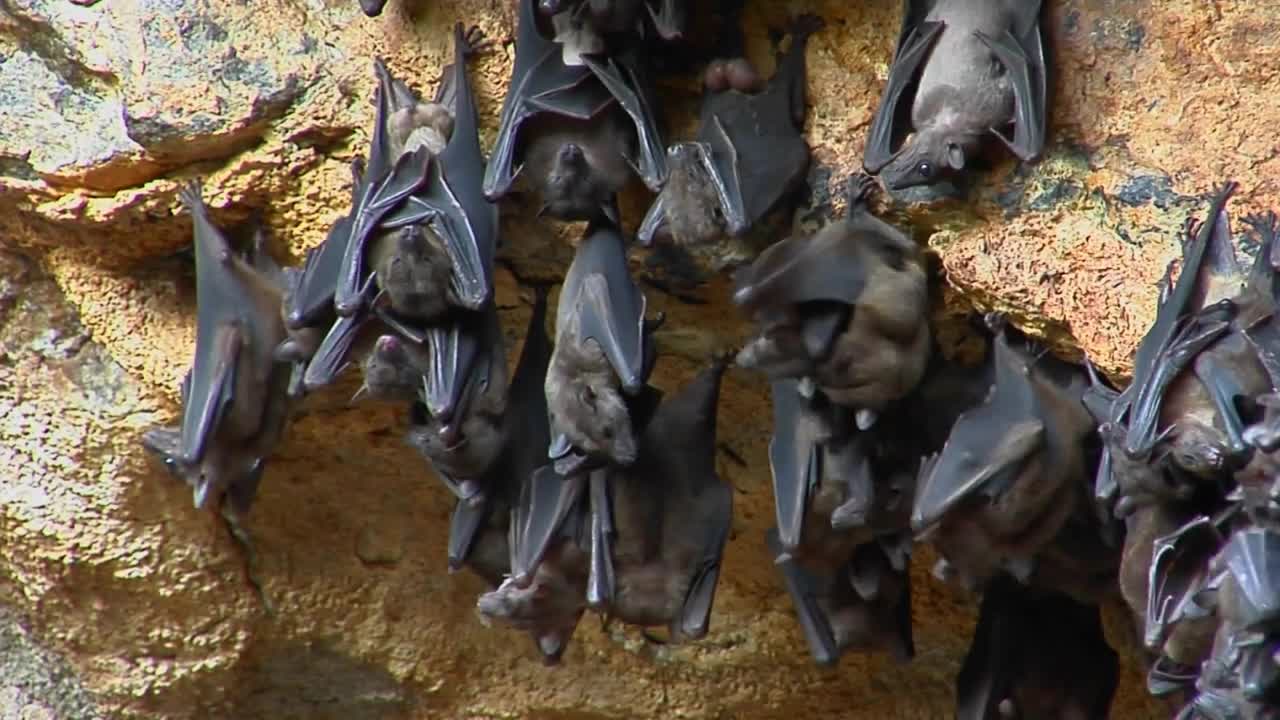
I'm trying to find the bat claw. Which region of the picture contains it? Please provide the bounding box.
[855,409,877,430]
[458,24,494,57]
[846,173,879,209]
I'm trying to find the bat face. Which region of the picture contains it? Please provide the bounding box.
[370,224,453,322]
[407,398,507,482]
[521,114,632,222]
[879,128,966,191]
[359,334,424,402]
[546,373,638,465]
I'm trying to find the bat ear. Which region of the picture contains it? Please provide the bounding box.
[579,384,598,410]
[946,142,965,171]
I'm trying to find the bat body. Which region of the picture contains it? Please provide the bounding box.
[141,182,293,525]
[636,14,822,247]
[546,222,655,470]
[483,0,667,222]
[449,288,554,581]
[480,357,732,657]
[912,324,1114,600]
[334,25,497,322]
[406,303,510,503]
[538,0,688,40]
[956,577,1119,720]
[735,175,929,422]
[863,0,1047,190]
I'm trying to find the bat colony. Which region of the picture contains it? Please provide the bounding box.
[139,1,1280,717]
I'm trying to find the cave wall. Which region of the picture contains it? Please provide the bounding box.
[2,0,1278,717]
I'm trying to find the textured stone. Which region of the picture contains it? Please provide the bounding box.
[2,0,1276,718]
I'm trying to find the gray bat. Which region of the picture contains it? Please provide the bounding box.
[956,577,1119,720]
[141,182,294,607]
[483,0,667,223]
[406,303,510,505]
[912,321,1114,599]
[636,14,822,247]
[357,0,389,16]
[334,25,497,321]
[863,0,1047,190]
[546,221,658,472]
[538,0,688,40]
[734,174,929,428]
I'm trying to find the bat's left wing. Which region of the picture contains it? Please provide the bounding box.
[509,465,586,587]
[977,0,1047,161]
[580,51,667,191]
[768,379,820,553]
[863,0,944,173]
[572,223,650,393]
[767,528,839,666]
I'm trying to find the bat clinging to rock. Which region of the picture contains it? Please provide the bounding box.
[637,14,823,247]
[734,175,929,424]
[483,0,667,222]
[546,221,658,471]
[863,0,1047,191]
[335,24,498,321]
[537,0,689,40]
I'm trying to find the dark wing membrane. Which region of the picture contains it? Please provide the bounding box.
[768,380,819,552]
[581,53,668,191]
[572,224,649,392]
[285,215,352,329]
[733,231,870,311]
[862,0,944,172]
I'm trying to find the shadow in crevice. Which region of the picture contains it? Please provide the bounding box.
[227,639,413,720]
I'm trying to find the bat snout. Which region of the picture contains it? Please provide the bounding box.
[557,143,586,167]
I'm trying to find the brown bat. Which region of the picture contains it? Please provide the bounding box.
[956,577,1119,720]
[141,181,294,605]
[734,174,929,430]
[912,321,1114,600]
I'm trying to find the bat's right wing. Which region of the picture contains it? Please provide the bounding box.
[573,223,650,393]
[766,528,840,666]
[863,0,944,173]
[509,464,586,587]
[978,0,1047,162]
[768,380,820,554]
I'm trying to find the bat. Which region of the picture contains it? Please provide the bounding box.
[911,322,1113,597]
[141,183,294,608]
[767,529,914,666]
[599,355,733,639]
[1185,526,1280,718]
[406,302,510,505]
[482,0,667,222]
[863,0,1047,190]
[538,0,689,40]
[734,174,929,425]
[448,286,555,580]
[636,13,823,246]
[334,24,497,321]
[357,0,389,16]
[956,577,1119,720]
[545,221,658,471]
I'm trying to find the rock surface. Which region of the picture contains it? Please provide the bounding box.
[2,0,1276,717]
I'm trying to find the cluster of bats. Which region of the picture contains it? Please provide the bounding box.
[138,0,1280,717]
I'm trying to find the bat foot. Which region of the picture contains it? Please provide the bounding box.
[846,173,879,210]
[854,409,877,430]
[458,24,494,57]
[221,508,276,617]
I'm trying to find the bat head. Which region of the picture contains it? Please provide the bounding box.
[360,334,421,401]
[538,142,617,221]
[879,127,968,191]
[657,144,725,245]
[375,225,453,322]
[476,570,586,646]
[358,0,388,16]
[1167,419,1233,479]
[548,374,638,465]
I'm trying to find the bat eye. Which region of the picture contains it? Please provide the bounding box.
[916,161,934,179]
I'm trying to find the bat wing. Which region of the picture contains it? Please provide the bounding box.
[768,380,820,553]
[499,286,554,489]
[334,147,434,315]
[573,224,649,393]
[509,465,586,587]
[1121,183,1238,447]
[766,528,840,666]
[302,309,370,392]
[581,53,667,191]
[732,232,870,312]
[678,478,732,640]
[977,1,1047,162]
[701,108,808,237]
[284,215,351,329]
[585,467,616,609]
[423,23,500,311]
[422,307,502,433]
[1222,528,1280,624]
[1145,515,1222,651]
[483,0,614,200]
[862,0,944,173]
[956,579,1021,719]
[447,498,489,571]
[644,0,686,40]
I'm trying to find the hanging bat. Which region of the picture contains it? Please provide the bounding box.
[770,528,915,666]
[636,13,823,246]
[538,0,689,40]
[956,577,1119,720]
[912,323,1112,597]
[482,0,667,222]
[1186,526,1280,718]
[334,24,497,322]
[862,0,1047,191]
[546,221,658,472]
[448,287,555,581]
[734,174,929,428]
[141,181,293,525]
[405,303,510,505]
[357,0,389,17]
[596,356,733,638]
